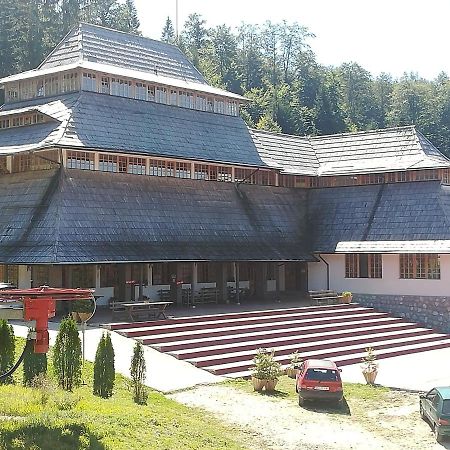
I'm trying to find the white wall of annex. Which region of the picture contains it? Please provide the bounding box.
[308,254,450,296]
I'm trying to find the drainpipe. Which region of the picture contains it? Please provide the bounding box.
[318,255,330,290]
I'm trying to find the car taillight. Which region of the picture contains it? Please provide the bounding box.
[439,419,450,425]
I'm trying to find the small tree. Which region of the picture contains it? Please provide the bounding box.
[93,332,115,398]
[0,320,15,384]
[23,341,47,386]
[52,316,82,391]
[130,341,147,405]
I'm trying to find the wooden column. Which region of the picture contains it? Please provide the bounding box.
[275,263,281,302]
[234,262,240,305]
[216,262,228,304]
[138,264,144,301]
[191,262,198,308]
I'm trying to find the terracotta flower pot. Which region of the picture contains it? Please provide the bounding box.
[363,369,378,385]
[252,377,266,391]
[285,367,298,379]
[341,295,352,304]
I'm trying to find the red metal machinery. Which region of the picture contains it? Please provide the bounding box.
[0,286,94,353]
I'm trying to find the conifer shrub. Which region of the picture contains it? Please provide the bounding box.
[130,341,147,405]
[93,332,115,398]
[23,342,47,386]
[0,319,15,384]
[52,316,82,391]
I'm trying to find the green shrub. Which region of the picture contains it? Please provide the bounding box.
[52,317,82,391]
[0,319,15,384]
[130,341,147,405]
[23,342,47,386]
[93,332,115,398]
[250,348,282,381]
[30,373,55,406]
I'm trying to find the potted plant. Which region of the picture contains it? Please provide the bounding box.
[250,348,283,392]
[361,347,378,385]
[71,299,95,322]
[341,291,353,304]
[286,351,302,379]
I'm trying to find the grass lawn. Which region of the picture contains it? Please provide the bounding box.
[0,338,247,450]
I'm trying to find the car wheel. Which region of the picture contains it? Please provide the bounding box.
[419,404,426,420]
[298,395,304,407]
[434,424,443,443]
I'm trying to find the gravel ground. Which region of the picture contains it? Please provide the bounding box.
[170,384,450,450]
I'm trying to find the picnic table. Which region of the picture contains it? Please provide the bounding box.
[121,301,173,321]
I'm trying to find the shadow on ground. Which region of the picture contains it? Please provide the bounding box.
[0,422,105,450]
[300,397,351,416]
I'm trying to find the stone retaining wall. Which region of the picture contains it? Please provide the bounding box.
[355,293,450,334]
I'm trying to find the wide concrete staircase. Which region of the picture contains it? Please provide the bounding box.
[109,303,450,378]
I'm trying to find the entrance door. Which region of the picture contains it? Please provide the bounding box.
[284,262,308,293]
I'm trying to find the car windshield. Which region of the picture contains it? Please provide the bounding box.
[442,399,450,415]
[305,368,339,382]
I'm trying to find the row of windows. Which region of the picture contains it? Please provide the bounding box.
[10,151,59,173]
[5,71,240,116]
[345,254,441,279]
[0,113,46,130]
[311,170,443,188]
[0,265,19,286]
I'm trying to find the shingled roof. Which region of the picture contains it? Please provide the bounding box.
[40,23,207,84]
[307,180,450,253]
[0,92,266,166]
[0,168,313,264]
[251,126,450,176]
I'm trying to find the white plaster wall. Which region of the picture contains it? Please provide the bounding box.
[309,254,450,296]
[18,265,31,289]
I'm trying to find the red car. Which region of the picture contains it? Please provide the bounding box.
[295,359,343,406]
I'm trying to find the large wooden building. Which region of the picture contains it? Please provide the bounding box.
[1,24,450,329]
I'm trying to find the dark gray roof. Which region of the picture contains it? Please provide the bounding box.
[308,181,450,252]
[0,168,313,264]
[0,92,266,167]
[250,129,319,175]
[249,126,450,176]
[39,23,206,84]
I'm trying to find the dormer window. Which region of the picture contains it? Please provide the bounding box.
[62,72,79,93]
[196,95,207,111]
[6,85,18,102]
[101,76,110,94]
[111,78,131,97]
[0,113,46,130]
[170,89,177,106]
[135,82,146,100]
[82,72,97,91]
[147,86,155,101]
[156,87,167,104]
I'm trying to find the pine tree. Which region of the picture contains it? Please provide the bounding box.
[161,16,175,44]
[23,343,47,386]
[0,320,15,384]
[93,332,115,398]
[130,341,147,404]
[52,316,82,391]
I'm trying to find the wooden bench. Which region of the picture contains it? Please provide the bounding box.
[109,298,128,319]
[194,287,219,305]
[308,290,341,306]
[121,301,173,321]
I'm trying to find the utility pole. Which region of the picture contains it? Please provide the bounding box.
[175,0,179,41]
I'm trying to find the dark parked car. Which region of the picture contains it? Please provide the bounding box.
[295,359,343,406]
[420,387,450,442]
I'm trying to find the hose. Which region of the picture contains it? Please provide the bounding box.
[0,337,34,381]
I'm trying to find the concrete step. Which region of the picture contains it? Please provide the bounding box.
[188,331,446,368]
[108,303,362,330]
[169,326,435,359]
[137,312,395,344]
[120,306,376,337]
[209,335,450,376]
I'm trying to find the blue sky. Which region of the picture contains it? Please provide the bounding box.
[134,0,450,80]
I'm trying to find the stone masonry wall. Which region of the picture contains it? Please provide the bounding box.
[355,293,450,334]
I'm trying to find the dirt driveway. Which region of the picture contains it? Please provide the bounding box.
[170,382,450,450]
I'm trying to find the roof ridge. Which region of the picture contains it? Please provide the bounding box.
[310,125,416,140]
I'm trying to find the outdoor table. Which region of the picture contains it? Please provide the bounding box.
[121,301,173,321]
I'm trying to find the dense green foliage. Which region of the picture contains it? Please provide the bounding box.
[22,343,47,386]
[93,332,115,398]
[130,341,147,405]
[0,0,140,77]
[53,316,82,391]
[0,319,15,384]
[174,15,450,154]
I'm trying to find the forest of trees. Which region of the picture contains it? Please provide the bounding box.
[1,3,449,154]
